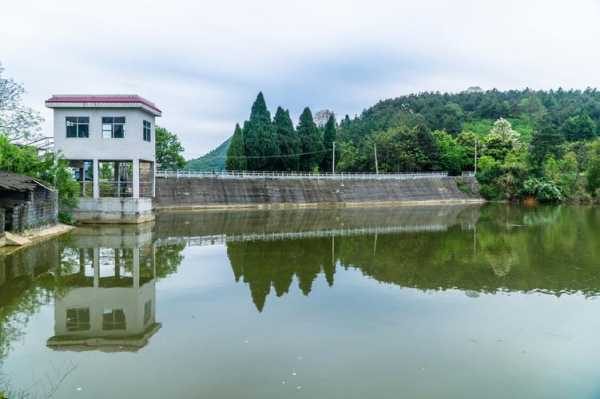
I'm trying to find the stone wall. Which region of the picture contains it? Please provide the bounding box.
[155,175,481,209]
[1,187,58,232]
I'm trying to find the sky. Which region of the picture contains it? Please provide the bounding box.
[2,0,600,158]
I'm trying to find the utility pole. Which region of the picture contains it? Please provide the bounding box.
[374,143,379,174]
[332,141,336,174]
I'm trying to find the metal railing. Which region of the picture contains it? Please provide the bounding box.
[99,181,133,197]
[156,170,452,180]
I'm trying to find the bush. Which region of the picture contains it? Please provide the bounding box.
[522,178,563,202]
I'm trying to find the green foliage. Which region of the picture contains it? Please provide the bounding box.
[273,107,300,171]
[522,178,563,202]
[529,117,564,167]
[433,130,465,175]
[297,107,323,171]
[0,134,79,218]
[562,113,596,141]
[156,126,186,170]
[186,138,230,171]
[587,142,600,195]
[225,124,246,171]
[320,114,337,172]
[243,92,279,170]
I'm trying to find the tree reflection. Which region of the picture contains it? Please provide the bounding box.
[227,205,600,311]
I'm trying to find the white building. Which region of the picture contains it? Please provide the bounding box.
[46,95,161,223]
[46,224,160,352]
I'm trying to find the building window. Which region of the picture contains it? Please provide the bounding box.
[66,308,90,332]
[143,120,151,142]
[144,300,152,325]
[139,160,154,197]
[102,309,126,331]
[99,160,133,197]
[66,117,89,138]
[102,117,125,139]
[68,160,93,197]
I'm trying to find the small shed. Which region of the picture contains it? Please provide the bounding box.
[0,171,58,233]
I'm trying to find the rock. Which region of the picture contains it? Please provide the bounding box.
[4,232,31,246]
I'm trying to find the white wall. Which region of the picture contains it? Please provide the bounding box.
[53,108,155,161]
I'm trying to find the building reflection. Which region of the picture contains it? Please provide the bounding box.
[47,224,161,352]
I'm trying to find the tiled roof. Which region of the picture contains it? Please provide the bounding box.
[0,171,51,192]
[45,94,161,114]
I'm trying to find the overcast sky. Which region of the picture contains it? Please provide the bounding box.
[2,0,600,158]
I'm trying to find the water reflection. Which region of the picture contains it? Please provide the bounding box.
[47,232,160,352]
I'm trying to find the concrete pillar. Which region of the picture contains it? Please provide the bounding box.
[133,158,140,199]
[93,247,99,288]
[93,159,99,199]
[133,248,140,289]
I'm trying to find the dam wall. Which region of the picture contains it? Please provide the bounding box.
[155,175,482,209]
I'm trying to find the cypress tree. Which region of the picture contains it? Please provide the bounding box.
[225,123,246,171]
[297,107,324,171]
[243,92,279,170]
[273,107,300,171]
[320,114,337,172]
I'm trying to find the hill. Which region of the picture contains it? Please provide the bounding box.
[186,138,230,171]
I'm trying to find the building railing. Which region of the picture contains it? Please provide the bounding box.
[99,181,133,197]
[156,170,457,180]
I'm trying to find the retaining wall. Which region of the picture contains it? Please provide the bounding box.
[155,175,482,209]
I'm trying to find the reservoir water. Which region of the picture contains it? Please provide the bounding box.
[2,204,600,398]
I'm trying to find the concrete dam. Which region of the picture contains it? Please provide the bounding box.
[154,173,482,209]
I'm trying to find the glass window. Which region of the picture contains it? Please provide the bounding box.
[68,160,94,197]
[99,160,133,197]
[139,160,154,197]
[101,116,126,139]
[66,308,90,332]
[102,309,126,331]
[143,120,151,142]
[144,300,152,325]
[65,116,89,138]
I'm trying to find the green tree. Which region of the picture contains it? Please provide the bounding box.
[433,130,465,175]
[225,124,246,171]
[529,118,564,166]
[0,134,79,221]
[243,92,279,170]
[156,126,186,170]
[297,107,324,171]
[320,114,337,172]
[414,124,440,170]
[273,107,300,171]
[0,63,43,142]
[562,113,596,141]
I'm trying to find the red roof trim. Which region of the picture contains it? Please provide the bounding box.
[45,95,161,113]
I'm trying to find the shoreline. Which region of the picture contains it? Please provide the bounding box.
[154,198,486,213]
[0,223,74,254]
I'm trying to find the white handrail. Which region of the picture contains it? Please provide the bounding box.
[156,170,456,180]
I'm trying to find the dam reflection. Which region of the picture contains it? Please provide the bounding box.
[221,205,600,311]
[47,225,160,352]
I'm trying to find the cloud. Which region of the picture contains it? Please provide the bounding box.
[2,0,600,157]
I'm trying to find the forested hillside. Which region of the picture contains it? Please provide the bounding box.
[186,138,230,171]
[221,89,600,202]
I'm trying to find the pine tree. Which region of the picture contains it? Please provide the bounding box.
[225,124,246,171]
[273,107,300,171]
[320,114,337,172]
[297,107,324,171]
[530,117,565,166]
[243,92,279,170]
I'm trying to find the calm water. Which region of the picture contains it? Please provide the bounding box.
[2,204,600,398]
